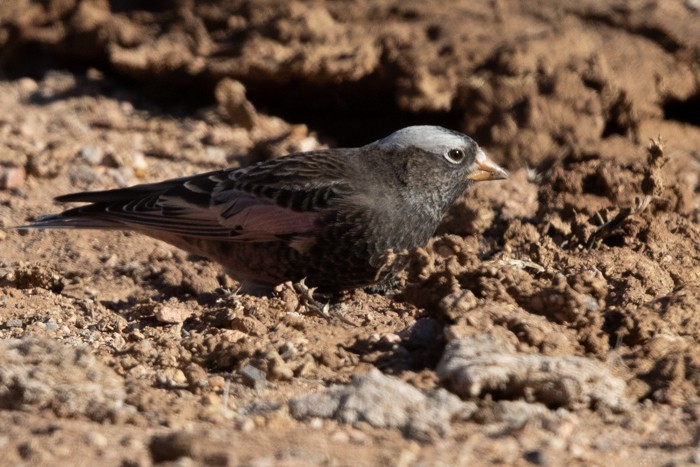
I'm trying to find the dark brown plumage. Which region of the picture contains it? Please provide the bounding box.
[23,126,508,292]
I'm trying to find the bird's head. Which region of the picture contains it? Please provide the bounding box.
[373,125,508,208]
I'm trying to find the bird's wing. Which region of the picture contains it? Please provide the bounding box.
[27,151,356,243]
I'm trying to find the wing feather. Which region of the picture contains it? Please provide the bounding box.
[25,149,358,245]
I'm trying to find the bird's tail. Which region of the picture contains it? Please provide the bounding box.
[16,205,126,230]
[15,180,184,231]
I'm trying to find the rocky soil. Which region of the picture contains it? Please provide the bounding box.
[0,0,699,465]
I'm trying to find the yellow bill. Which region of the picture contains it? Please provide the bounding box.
[467,149,509,181]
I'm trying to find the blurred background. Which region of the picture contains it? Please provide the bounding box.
[2,0,698,159]
[1,1,700,465]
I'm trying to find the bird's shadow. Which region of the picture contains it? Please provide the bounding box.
[98,253,231,315]
[345,316,447,375]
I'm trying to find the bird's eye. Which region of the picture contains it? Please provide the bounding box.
[445,148,465,164]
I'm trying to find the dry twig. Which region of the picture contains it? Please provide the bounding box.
[586,137,668,249]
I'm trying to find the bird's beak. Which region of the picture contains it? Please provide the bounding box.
[467,149,509,182]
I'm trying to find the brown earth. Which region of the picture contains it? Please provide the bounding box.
[1,0,700,465]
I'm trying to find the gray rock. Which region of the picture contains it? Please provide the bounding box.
[289,368,475,440]
[239,364,267,389]
[0,337,125,421]
[437,334,628,410]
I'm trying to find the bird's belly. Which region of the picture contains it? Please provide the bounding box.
[146,218,434,291]
[156,235,303,285]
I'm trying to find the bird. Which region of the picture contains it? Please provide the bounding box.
[22,126,508,292]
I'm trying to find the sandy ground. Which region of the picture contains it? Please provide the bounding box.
[1,0,700,465]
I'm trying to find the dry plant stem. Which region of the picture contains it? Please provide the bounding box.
[586,138,668,250]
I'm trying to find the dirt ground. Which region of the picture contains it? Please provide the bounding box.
[0,0,699,465]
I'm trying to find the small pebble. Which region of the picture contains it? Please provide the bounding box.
[148,432,196,463]
[17,77,39,96]
[265,346,293,381]
[200,393,221,406]
[205,146,227,165]
[524,450,548,465]
[77,146,104,165]
[86,432,108,448]
[154,304,191,324]
[406,318,438,344]
[330,430,349,442]
[380,333,401,345]
[568,443,585,459]
[132,152,148,177]
[0,166,26,190]
[689,449,700,464]
[240,418,255,432]
[309,418,323,429]
[10,187,26,197]
[157,368,187,387]
[278,342,297,360]
[215,78,258,130]
[184,363,209,391]
[686,0,700,11]
[240,364,266,389]
[4,319,23,328]
[102,254,119,267]
[209,375,226,390]
[348,429,368,444]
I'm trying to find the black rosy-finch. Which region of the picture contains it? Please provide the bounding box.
[23,126,508,292]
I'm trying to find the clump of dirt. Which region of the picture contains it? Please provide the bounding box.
[404,136,700,406]
[437,333,628,410]
[6,264,64,293]
[290,368,474,441]
[3,1,698,146]
[0,337,125,421]
[0,0,700,465]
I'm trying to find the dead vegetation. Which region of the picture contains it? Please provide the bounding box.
[0,0,699,465]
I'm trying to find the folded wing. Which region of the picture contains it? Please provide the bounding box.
[23,152,354,244]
